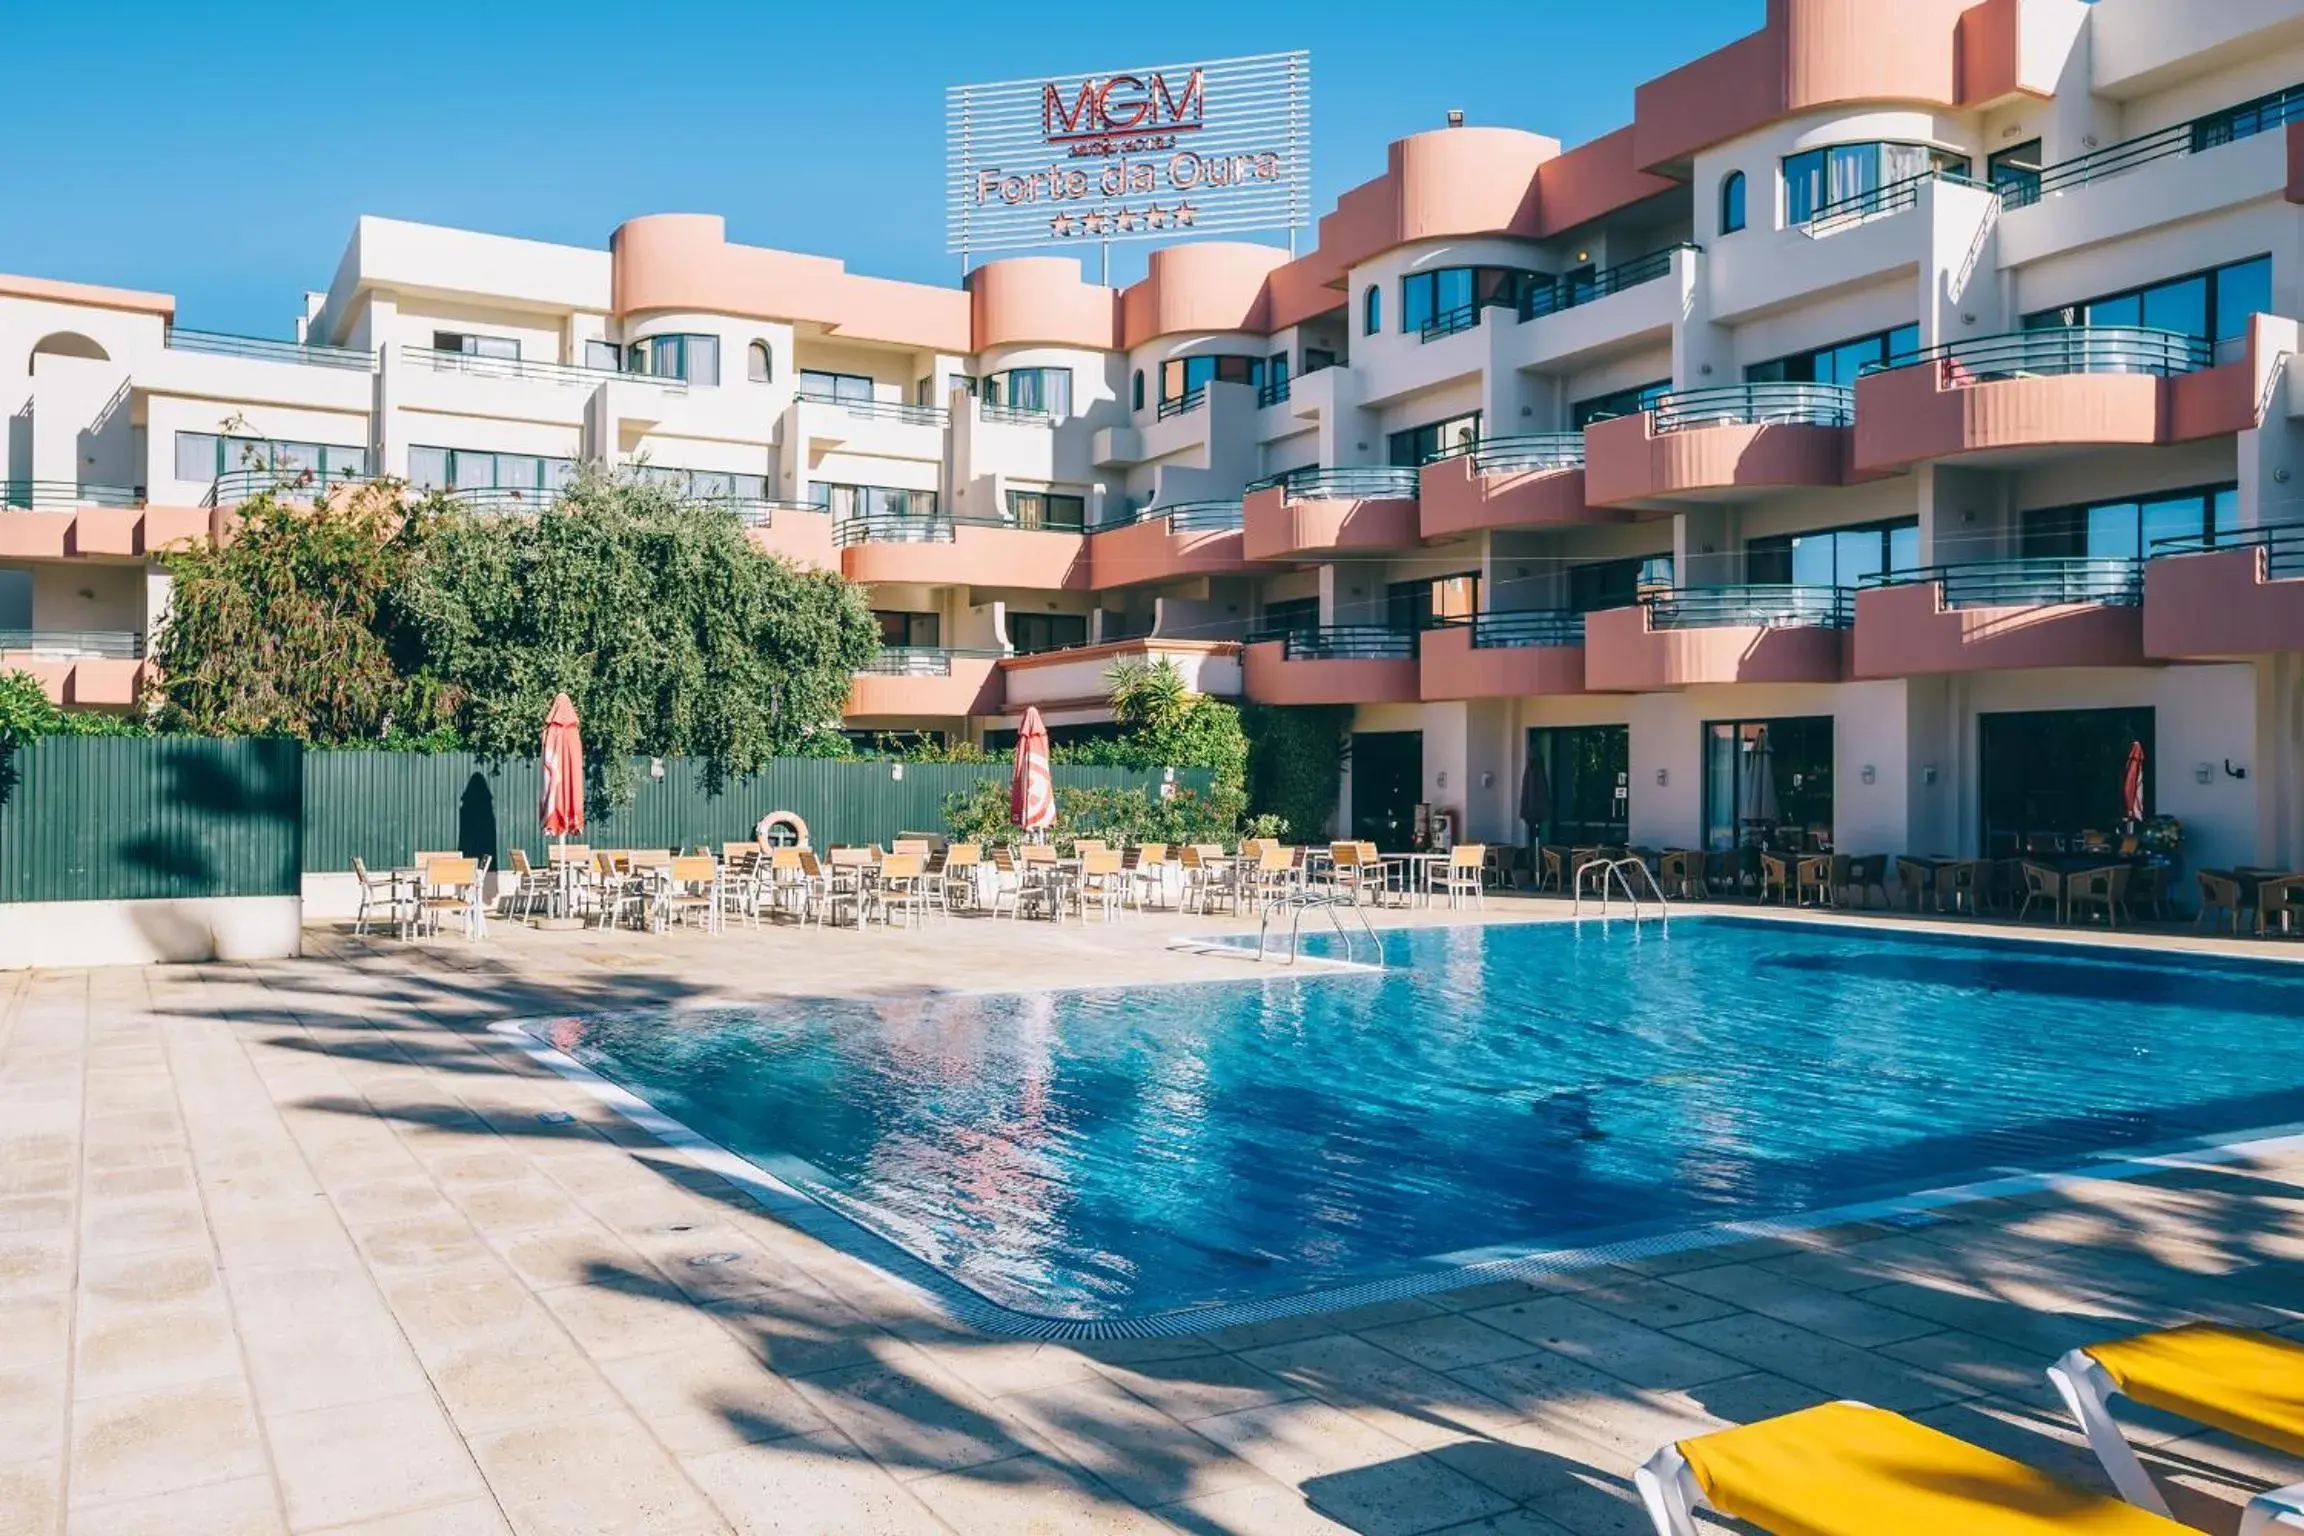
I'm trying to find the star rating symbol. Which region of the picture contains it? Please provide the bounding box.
[1049,212,1077,237]
[1173,202,1198,228]
[1083,211,1111,235]
[1115,207,1140,233]
[1143,204,1168,229]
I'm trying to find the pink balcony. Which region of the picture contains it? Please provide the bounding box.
[1583,589,1849,691]
[844,651,1003,718]
[1852,326,2247,473]
[1086,503,1250,589]
[1418,440,1611,540]
[1852,562,2146,677]
[0,484,207,559]
[837,515,1088,589]
[745,505,835,571]
[1242,634,1420,707]
[0,653,149,707]
[1419,616,1586,700]
[2145,534,2304,660]
[1584,386,1851,509]
[1241,469,1420,563]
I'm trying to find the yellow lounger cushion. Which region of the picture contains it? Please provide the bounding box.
[1679,1401,2185,1536]
[2087,1323,2304,1459]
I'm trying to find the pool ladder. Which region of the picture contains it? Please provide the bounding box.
[1573,857,1670,925]
[1256,889,1382,965]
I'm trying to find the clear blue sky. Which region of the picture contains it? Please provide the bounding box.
[0,1,1760,337]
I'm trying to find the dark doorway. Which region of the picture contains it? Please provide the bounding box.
[1525,726,1629,844]
[1980,708,2154,856]
[1350,731,1422,848]
[1703,716,1834,851]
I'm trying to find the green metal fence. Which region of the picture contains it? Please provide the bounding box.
[0,738,1208,902]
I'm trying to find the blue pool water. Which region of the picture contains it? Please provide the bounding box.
[530,918,2304,1323]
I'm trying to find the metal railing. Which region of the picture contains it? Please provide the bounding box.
[1427,433,1586,474]
[798,390,950,427]
[979,402,1053,426]
[1258,376,1292,407]
[1653,383,1854,431]
[2151,525,2304,580]
[1863,325,2212,383]
[835,512,953,546]
[437,486,561,515]
[1149,500,1246,533]
[1245,465,1422,502]
[401,346,649,391]
[1419,303,1486,343]
[699,496,821,527]
[0,480,141,510]
[1519,244,1692,322]
[1799,170,1984,237]
[206,467,368,507]
[855,647,1004,677]
[1865,558,2144,608]
[2008,82,2304,208]
[1273,625,1419,661]
[165,328,374,371]
[1573,855,1668,924]
[0,629,144,659]
[1641,584,1854,629]
[1156,388,1207,421]
[1472,610,1585,649]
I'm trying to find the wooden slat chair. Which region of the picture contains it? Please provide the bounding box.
[419,856,489,941]
[1435,844,1486,908]
[656,855,720,933]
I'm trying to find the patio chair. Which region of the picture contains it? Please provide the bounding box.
[1534,844,1565,894]
[1012,843,1063,922]
[1657,850,1706,900]
[2018,862,2067,924]
[719,849,763,929]
[875,853,932,928]
[1326,841,1381,904]
[655,855,720,933]
[1076,848,1126,921]
[2257,873,2304,937]
[812,849,868,929]
[1758,851,1792,905]
[760,846,808,921]
[2066,864,2128,928]
[890,838,933,861]
[1247,845,1297,911]
[1126,843,1172,911]
[418,856,489,941]
[2047,1323,2304,1531]
[1794,854,1835,907]
[349,856,408,937]
[938,843,983,913]
[2124,862,2172,923]
[1843,853,1890,910]
[500,849,553,922]
[986,846,1021,919]
[722,840,761,864]
[1181,844,1238,915]
[2196,869,2245,933]
[1940,859,1981,916]
[589,852,636,929]
[1435,844,1486,908]
[1634,1400,2187,1536]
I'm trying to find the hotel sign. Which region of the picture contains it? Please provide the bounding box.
[948,51,1311,262]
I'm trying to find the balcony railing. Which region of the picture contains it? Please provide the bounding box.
[2006,81,2304,208]
[1090,500,1243,534]
[1258,376,1291,407]
[1472,610,1585,649]
[1156,388,1207,421]
[1419,303,1489,343]
[1652,383,1854,432]
[701,496,821,527]
[2152,525,2304,580]
[165,328,375,371]
[1866,325,2212,385]
[835,512,953,546]
[0,629,144,659]
[1799,170,1985,238]
[1642,585,1854,630]
[205,467,368,507]
[401,345,659,391]
[856,646,1004,677]
[1428,433,1586,474]
[1519,244,1692,323]
[979,402,1053,426]
[1257,625,1419,661]
[0,480,141,510]
[1866,558,2144,608]
[799,390,949,427]
[436,486,562,515]
[1246,466,1422,502]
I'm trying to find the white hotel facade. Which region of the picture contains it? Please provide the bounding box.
[3,0,2302,875]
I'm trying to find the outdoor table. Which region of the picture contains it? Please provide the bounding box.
[1896,855,1960,912]
[1391,851,1450,906]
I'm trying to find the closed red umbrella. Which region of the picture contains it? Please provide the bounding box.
[1011,706,1055,836]
[540,694,584,914]
[2121,739,2146,824]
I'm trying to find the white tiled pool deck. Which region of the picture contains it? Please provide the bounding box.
[5,899,2302,1534]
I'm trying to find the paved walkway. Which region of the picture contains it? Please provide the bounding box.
[4,900,2301,1534]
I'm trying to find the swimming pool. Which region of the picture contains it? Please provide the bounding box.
[518,918,2304,1332]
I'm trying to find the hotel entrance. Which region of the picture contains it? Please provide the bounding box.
[1979,708,2154,856]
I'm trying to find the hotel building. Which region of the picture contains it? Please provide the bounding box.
[4,0,2301,873]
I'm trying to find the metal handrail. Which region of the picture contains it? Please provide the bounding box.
[1156,388,1207,421]
[1519,244,1692,322]
[835,513,953,546]
[799,390,950,427]
[1256,888,1380,966]
[1258,377,1292,407]
[699,496,822,527]
[437,486,562,515]
[401,345,640,390]
[1573,855,1668,923]
[0,628,144,659]
[979,402,1054,426]
[1278,625,1418,661]
[1418,303,1486,343]
[165,327,375,371]
[1799,169,1985,237]
[1150,500,1245,532]
[205,468,368,507]
[855,646,1004,676]
[0,480,141,510]
[1641,584,1854,629]
[1862,325,2212,382]
[1426,433,1586,473]
[1863,557,2144,607]
[1653,383,1854,431]
[2009,81,2304,207]
[1471,610,1585,649]
[2150,525,2304,579]
[1246,466,1422,502]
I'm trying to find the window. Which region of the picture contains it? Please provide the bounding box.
[1989,139,2043,207]
[1006,612,1088,654]
[625,333,719,384]
[0,567,33,630]
[984,367,1074,417]
[1782,143,1970,225]
[2191,85,2304,153]
[814,482,938,520]
[432,331,519,360]
[1259,596,1320,639]
[1159,355,1261,404]
[1386,572,1479,632]
[746,340,772,383]
[1131,370,1145,411]
[1704,717,1834,853]
[800,369,875,403]
[174,432,369,485]
[1303,347,1337,374]
[1006,490,1085,530]
[583,339,621,373]
[406,446,579,494]
[1266,350,1290,395]
[1980,708,2154,857]
[873,611,941,648]
[633,466,770,503]
[1719,171,1747,234]
[2024,255,2271,349]
[1399,267,1537,335]
[1387,411,1482,467]
[1746,519,1919,587]
[2020,484,2240,561]
[1567,554,1673,613]
[1363,284,1381,336]
[1526,726,1630,845]
[918,374,977,406]
[1571,380,1670,429]
[1746,324,1920,388]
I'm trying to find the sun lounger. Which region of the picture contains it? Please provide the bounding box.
[1636,1399,2186,1535]
[2049,1324,2304,1532]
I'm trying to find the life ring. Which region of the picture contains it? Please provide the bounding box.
[756,810,810,848]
